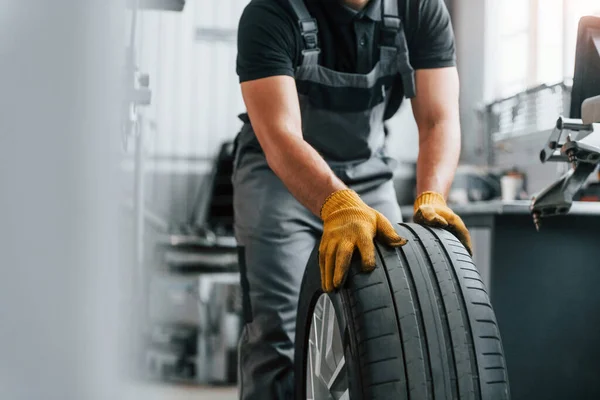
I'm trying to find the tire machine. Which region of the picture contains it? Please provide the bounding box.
[531,16,600,229]
[531,98,600,229]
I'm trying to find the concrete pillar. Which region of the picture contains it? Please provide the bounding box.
[0,1,124,399]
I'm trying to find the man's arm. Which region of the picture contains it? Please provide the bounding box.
[411,67,461,197]
[410,67,472,255]
[241,76,346,215]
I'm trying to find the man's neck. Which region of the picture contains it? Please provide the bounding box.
[342,0,370,11]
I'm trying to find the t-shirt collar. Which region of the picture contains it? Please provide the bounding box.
[319,0,382,23]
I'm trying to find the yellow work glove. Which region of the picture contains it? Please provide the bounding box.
[319,189,407,293]
[413,191,473,256]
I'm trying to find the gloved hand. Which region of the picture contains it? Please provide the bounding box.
[413,191,473,255]
[319,189,407,293]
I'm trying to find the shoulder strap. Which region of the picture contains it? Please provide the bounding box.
[381,0,415,98]
[288,0,320,66]
[381,0,400,46]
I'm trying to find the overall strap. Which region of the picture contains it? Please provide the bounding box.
[288,0,320,66]
[381,0,416,98]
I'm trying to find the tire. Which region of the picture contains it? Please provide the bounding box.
[295,223,510,400]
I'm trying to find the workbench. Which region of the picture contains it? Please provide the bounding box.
[402,200,600,400]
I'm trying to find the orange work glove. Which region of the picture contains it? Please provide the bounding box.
[319,189,407,293]
[413,191,473,255]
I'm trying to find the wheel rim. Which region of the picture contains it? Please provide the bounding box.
[306,293,349,400]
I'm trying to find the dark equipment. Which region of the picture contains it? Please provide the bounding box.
[531,16,600,228]
[190,142,235,237]
[454,203,600,400]
[160,142,237,271]
[531,115,599,228]
[569,16,600,120]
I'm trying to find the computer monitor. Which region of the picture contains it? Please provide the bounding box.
[570,16,600,119]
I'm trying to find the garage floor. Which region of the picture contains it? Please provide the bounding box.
[125,382,237,400]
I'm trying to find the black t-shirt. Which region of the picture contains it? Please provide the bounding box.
[236,0,456,119]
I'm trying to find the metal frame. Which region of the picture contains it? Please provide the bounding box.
[482,82,572,166]
[531,114,600,228]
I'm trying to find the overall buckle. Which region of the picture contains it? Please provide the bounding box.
[299,18,319,50]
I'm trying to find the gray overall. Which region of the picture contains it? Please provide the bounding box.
[232,0,416,398]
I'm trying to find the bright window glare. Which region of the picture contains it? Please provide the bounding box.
[537,0,564,85]
[499,33,529,88]
[494,0,600,99]
[500,0,530,34]
[495,0,530,97]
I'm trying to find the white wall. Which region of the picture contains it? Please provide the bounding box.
[135,0,248,160]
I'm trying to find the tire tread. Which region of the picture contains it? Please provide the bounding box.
[295,223,510,400]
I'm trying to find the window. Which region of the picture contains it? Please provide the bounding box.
[495,0,532,97]
[491,0,600,99]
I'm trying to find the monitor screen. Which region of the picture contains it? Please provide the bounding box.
[570,16,600,119]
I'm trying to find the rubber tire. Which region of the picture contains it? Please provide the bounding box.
[295,223,510,400]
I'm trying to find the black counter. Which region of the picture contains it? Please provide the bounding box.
[402,201,600,400]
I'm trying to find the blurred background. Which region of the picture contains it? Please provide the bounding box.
[1,0,599,399]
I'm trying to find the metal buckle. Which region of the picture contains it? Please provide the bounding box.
[382,15,401,31]
[380,15,401,48]
[299,18,317,32]
[299,18,319,50]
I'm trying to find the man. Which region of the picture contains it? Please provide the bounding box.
[233,0,472,398]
